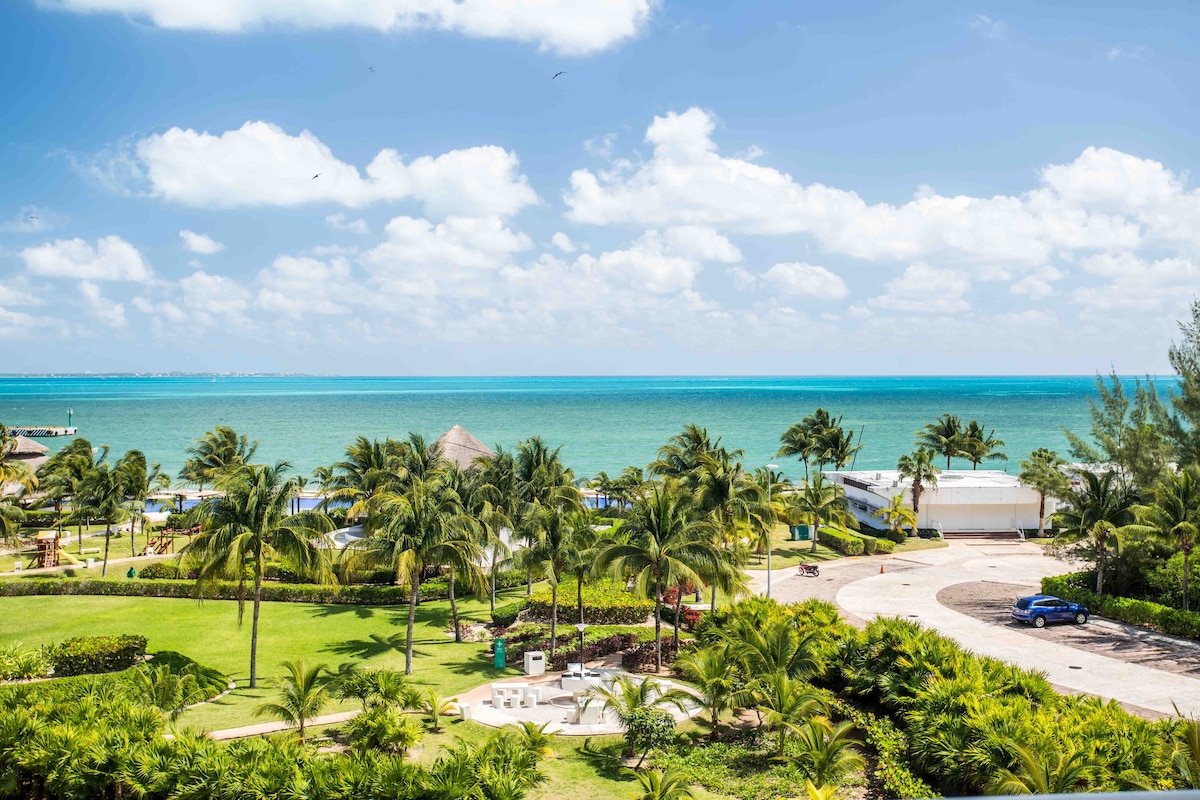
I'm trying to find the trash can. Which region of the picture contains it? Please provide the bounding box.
[790,524,812,541]
[523,650,546,676]
[85,558,95,569]
[493,638,506,669]
[458,702,473,721]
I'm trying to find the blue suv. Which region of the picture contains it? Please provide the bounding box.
[1011,594,1089,628]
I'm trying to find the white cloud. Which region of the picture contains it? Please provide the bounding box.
[0,206,61,233]
[21,235,152,281]
[969,14,1008,40]
[326,213,370,235]
[1072,254,1200,313]
[79,281,127,327]
[179,229,225,254]
[763,262,848,299]
[1010,266,1064,300]
[138,270,252,330]
[564,108,1185,269]
[869,263,970,315]
[0,281,41,307]
[551,232,576,253]
[662,226,741,263]
[44,0,654,55]
[257,256,357,318]
[584,133,618,158]
[130,121,538,215]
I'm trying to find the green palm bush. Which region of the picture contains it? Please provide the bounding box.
[254,660,331,744]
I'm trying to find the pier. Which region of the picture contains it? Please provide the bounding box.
[8,426,78,437]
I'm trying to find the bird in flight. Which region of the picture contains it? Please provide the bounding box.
[369,66,375,73]
[312,173,320,180]
[552,71,566,79]
[28,215,37,221]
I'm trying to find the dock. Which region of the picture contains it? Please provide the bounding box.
[8,426,78,438]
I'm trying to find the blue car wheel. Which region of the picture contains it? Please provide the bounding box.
[1032,615,1046,628]
[1074,611,1088,625]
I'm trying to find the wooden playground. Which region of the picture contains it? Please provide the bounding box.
[20,524,199,569]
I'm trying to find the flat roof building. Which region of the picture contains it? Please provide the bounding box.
[827,469,1056,537]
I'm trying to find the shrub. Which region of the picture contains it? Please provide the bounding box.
[344,706,424,754]
[527,579,654,625]
[1043,572,1200,639]
[547,633,639,671]
[0,644,52,681]
[625,707,676,762]
[851,531,881,555]
[136,562,182,580]
[874,537,895,554]
[165,513,189,530]
[491,599,527,628]
[50,634,147,677]
[820,528,865,556]
[622,638,680,672]
[825,696,938,799]
[18,511,61,528]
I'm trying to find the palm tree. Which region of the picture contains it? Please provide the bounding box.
[421,688,457,733]
[117,450,169,558]
[785,473,856,554]
[896,449,940,520]
[505,720,560,759]
[514,437,580,594]
[0,424,36,492]
[650,424,727,482]
[988,742,1097,795]
[74,456,131,578]
[1054,470,1137,596]
[178,426,259,491]
[254,660,331,744]
[628,768,699,800]
[693,448,761,608]
[791,716,865,789]
[596,482,720,671]
[182,462,333,687]
[819,425,864,471]
[917,414,965,469]
[872,494,918,540]
[316,436,399,521]
[671,644,748,740]
[961,420,1006,469]
[38,438,104,549]
[1127,467,1200,610]
[130,663,204,721]
[755,670,823,756]
[777,422,817,480]
[584,675,683,732]
[344,473,481,674]
[1018,449,1069,537]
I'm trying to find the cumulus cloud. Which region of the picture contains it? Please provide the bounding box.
[179,229,225,254]
[21,235,152,281]
[79,281,127,327]
[564,108,1200,269]
[551,232,576,253]
[869,263,970,315]
[129,122,537,215]
[44,0,653,55]
[763,262,848,299]
[970,14,1008,40]
[326,213,370,235]
[257,256,358,318]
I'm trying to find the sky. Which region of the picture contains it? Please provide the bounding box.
[1,0,1199,376]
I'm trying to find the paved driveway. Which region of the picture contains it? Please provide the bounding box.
[764,540,1200,719]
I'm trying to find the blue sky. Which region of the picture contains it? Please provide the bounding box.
[2,0,1198,375]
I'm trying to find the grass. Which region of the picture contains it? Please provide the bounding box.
[4,524,173,572]
[894,536,949,553]
[745,524,844,571]
[0,588,531,730]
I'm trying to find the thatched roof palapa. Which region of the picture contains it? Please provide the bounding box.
[432,425,495,471]
[10,436,49,458]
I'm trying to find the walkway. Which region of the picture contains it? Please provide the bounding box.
[768,539,1200,719]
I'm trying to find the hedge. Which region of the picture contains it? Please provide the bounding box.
[527,579,654,625]
[850,531,894,555]
[491,599,527,628]
[826,695,938,799]
[820,528,865,556]
[18,511,62,528]
[1042,572,1200,639]
[51,635,147,677]
[623,638,680,672]
[548,633,639,671]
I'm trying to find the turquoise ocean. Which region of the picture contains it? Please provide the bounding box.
[0,376,1148,481]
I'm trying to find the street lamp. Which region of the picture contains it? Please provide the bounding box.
[766,464,779,599]
[574,622,589,673]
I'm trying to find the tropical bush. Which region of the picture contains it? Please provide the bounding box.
[824,696,936,799]
[50,634,147,677]
[527,578,655,625]
[491,599,527,627]
[623,638,681,672]
[344,705,424,754]
[625,707,677,766]
[0,643,52,681]
[850,531,894,555]
[818,528,864,556]
[18,511,62,528]
[547,633,639,671]
[1043,572,1200,639]
[135,561,183,580]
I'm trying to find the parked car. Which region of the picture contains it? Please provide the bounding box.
[1011,594,1089,628]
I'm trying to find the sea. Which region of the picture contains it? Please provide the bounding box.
[0,375,1171,482]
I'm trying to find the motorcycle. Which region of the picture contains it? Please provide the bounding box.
[797,563,820,577]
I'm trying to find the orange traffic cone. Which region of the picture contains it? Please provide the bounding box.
[880,564,885,574]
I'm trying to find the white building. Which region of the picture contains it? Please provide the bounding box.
[827,469,1055,537]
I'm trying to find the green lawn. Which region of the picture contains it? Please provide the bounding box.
[744,524,843,571]
[894,537,949,553]
[0,588,531,730]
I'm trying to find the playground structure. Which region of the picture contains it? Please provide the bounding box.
[29,531,81,569]
[148,524,200,555]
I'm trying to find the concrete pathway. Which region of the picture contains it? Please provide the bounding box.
[204,711,360,741]
[822,540,1200,718]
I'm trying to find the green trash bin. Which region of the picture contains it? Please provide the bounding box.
[790,524,812,541]
[493,638,506,669]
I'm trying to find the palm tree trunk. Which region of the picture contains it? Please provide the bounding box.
[549,582,558,659]
[489,546,498,611]
[710,585,718,612]
[673,583,683,650]
[1096,538,1105,597]
[653,576,662,673]
[249,553,264,688]
[130,515,137,558]
[810,513,820,554]
[577,576,584,625]
[405,574,419,675]
[101,522,111,577]
[449,567,461,643]
[1037,492,1046,537]
[1185,547,1192,613]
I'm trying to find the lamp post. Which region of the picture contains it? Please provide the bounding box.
[766,464,779,599]
[574,622,589,672]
